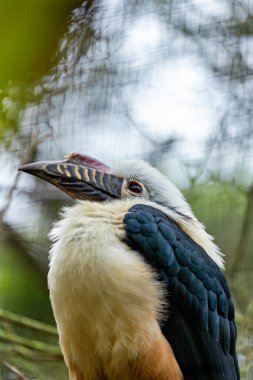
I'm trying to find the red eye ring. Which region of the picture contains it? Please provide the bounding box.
[127,180,143,194]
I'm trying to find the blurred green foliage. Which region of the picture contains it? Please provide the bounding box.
[189,181,247,265]
[0,0,82,138]
[0,241,53,323]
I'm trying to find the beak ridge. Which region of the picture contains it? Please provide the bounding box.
[18,159,123,201]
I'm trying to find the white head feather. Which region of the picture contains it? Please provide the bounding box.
[113,160,224,269]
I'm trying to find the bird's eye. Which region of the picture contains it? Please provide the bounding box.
[127,180,143,194]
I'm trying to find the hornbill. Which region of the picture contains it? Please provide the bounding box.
[19,153,240,380]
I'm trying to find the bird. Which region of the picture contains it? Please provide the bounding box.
[19,153,240,380]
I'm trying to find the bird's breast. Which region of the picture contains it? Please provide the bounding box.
[48,201,167,378]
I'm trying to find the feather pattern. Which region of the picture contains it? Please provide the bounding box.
[124,204,240,380]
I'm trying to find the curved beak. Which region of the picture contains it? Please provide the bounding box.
[18,154,123,201]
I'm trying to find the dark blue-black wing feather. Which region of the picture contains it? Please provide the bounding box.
[124,204,240,380]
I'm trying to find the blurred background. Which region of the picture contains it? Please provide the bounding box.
[0,0,252,378]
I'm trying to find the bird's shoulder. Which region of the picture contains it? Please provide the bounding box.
[123,203,236,357]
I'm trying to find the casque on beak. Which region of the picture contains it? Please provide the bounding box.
[18,153,123,201]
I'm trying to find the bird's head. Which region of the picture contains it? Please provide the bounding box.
[19,152,224,268]
[18,153,187,209]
